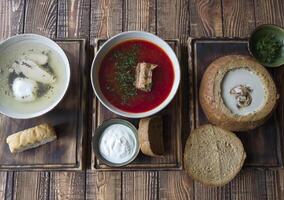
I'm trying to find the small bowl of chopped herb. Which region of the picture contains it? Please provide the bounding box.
[248,24,284,67]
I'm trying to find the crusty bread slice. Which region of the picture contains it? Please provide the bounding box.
[138,116,164,157]
[184,124,246,186]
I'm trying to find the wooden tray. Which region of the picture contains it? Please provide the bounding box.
[0,39,87,170]
[188,38,284,168]
[91,39,183,170]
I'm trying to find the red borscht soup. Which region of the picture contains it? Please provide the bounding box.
[99,40,174,113]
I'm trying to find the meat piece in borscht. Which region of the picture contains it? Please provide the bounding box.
[134,62,157,92]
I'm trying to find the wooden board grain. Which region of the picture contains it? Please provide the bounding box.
[189,0,222,37]
[0,0,25,41]
[0,0,26,195]
[49,171,86,200]
[90,0,123,44]
[188,38,284,168]
[24,0,57,38]
[156,1,194,199]
[0,172,8,199]
[123,0,156,33]
[87,1,124,198]
[222,0,255,37]
[254,0,284,27]
[122,171,158,199]
[86,171,122,200]
[57,0,91,39]
[91,39,182,170]
[12,172,49,200]
[159,171,193,200]
[0,39,86,170]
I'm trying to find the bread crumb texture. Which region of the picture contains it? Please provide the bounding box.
[184,124,246,186]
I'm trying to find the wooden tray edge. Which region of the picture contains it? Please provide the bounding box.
[187,37,284,169]
[91,38,183,171]
[0,39,87,171]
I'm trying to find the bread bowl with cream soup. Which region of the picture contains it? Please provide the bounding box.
[199,55,278,131]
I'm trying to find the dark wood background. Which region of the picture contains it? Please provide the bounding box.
[0,0,283,199]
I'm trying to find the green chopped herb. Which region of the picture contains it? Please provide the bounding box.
[255,34,283,63]
[112,45,139,103]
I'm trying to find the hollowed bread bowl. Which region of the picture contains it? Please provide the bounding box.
[199,55,278,131]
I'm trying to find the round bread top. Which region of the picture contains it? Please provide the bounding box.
[199,55,278,131]
[184,124,246,186]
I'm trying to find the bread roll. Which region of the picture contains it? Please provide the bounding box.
[6,123,57,153]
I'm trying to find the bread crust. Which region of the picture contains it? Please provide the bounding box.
[6,123,57,153]
[138,116,164,157]
[199,55,279,131]
[184,124,246,186]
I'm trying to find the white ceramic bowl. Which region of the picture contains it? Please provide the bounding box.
[0,34,70,119]
[91,31,180,118]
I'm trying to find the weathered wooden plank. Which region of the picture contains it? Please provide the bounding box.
[254,1,284,199]
[122,171,158,200]
[222,0,255,37]
[45,0,90,199]
[24,0,57,37]
[57,0,91,38]
[156,0,192,199]
[254,0,284,26]
[157,0,191,150]
[47,0,90,198]
[49,172,85,200]
[0,0,25,41]
[230,170,269,200]
[123,0,156,33]
[86,171,122,200]
[194,180,231,200]
[5,172,14,200]
[12,172,49,200]
[159,171,192,200]
[189,0,223,37]
[0,0,25,198]
[87,0,123,198]
[90,0,123,44]
[157,0,189,43]
[265,170,279,200]
[278,170,284,200]
[0,172,8,200]
[116,1,158,199]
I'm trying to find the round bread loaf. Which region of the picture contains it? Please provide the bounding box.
[199,55,278,131]
[184,124,246,186]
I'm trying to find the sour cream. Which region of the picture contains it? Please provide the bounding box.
[12,77,38,102]
[99,124,137,164]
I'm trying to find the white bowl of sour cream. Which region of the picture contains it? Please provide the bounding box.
[93,119,140,167]
[0,34,70,119]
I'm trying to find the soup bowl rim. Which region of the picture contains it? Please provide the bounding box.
[91,31,181,118]
[0,33,70,119]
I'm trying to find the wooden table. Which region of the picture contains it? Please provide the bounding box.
[0,0,283,199]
